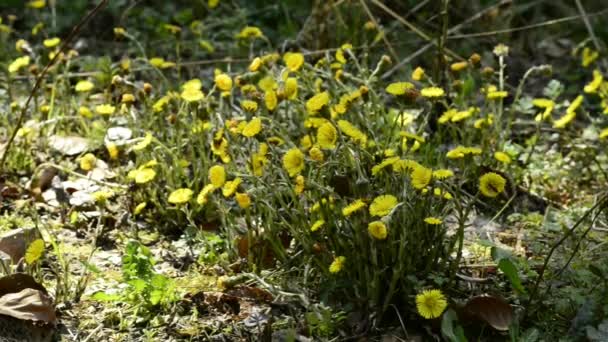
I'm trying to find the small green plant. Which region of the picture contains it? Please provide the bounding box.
[93,240,179,321]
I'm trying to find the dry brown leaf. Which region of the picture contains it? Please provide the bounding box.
[0,273,47,298]
[463,295,513,331]
[0,288,56,324]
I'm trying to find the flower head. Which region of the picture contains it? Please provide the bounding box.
[235,192,251,209]
[424,217,442,225]
[283,52,305,72]
[95,104,115,115]
[208,165,226,188]
[316,122,338,149]
[342,199,366,217]
[241,100,258,112]
[75,80,94,92]
[420,87,445,99]
[168,188,193,205]
[329,256,346,273]
[283,148,305,177]
[369,195,398,217]
[479,172,506,198]
[215,73,233,91]
[241,117,262,137]
[306,91,330,114]
[411,165,432,189]
[80,153,97,171]
[368,221,388,240]
[494,152,511,164]
[310,219,325,232]
[386,82,414,96]
[416,289,447,319]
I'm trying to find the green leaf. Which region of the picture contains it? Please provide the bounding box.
[149,289,163,305]
[441,309,468,342]
[498,259,526,294]
[25,239,45,264]
[91,291,121,302]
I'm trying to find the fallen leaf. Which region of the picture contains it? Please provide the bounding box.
[48,135,90,156]
[463,295,513,331]
[0,273,48,298]
[0,288,56,324]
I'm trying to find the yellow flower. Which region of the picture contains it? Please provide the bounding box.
[8,56,30,73]
[286,176,303,196]
[134,202,147,215]
[122,93,135,104]
[479,172,506,198]
[235,192,251,209]
[337,120,367,145]
[135,168,156,184]
[75,80,94,92]
[78,106,93,118]
[411,165,432,189]
[432,169,454,180]
[581,47,599,67]
[368,221,388,240]
[265,90,278,111]
[214,73,232,92]
[372,156,400,176]
[386,82,414,96]
[412,67,425,81]
[106,142,119,160]
[284,77,298,99]
[168,188,193,205]
[450,61,468,72]
[316,122,338,149]
[421,87,445,98]
[310,219,325,232]
[196,184,215,205]
[369,195,398,217]
[532,98,555,108]
[208,0,220,9]
[283,148,305,177]
[416,289,447,319]
[329,256,346,273]
[309,146,324,162]
[486,90,508,100]
[600,127,608,139]
[181,88,205,102]
[95,104,115,115]
[283,52,305,72]
[27,0,46,9]
[43,37,60,48]
[79,153,97,171]
[249,57,262,72]
[241,100,258,112]
[242,117,262,137]
[446,146,482,159]
[236,26,264,40]
[133,132,153,151]
[553,111,576,129]
[92,190,114,205]
[222,178,242,197]
[342,199,366,217]
[567,95,584,113]
[424,217,442,225]
[208,165,226,188]
[306,91,330,114]
[300,135,313,150]
[258,76,277,92]
[584,69,603,93]
[494,151,511,164]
